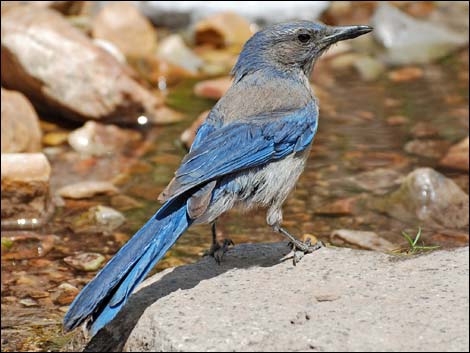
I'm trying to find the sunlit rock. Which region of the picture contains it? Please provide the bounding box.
[58,181,119,199]
[330,229,396,252]
[68,121,142,156]
[92,2,157,59]
[156,34,203,74]
[439,137,469,172]
[371,168,469,229]
[372,2,468,65]
[64,252,105,272]
[1,88,42,153]
[1,5,161,123]
[73,205,125,234]
[1,153,52,229]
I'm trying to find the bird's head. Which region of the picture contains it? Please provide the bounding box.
[232,21,372,81]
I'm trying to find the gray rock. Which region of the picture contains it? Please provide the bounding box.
[371,168,469,230]
[330,229,396,252]
[84,243,469,352]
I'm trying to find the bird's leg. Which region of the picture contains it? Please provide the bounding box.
[203,221,234,264]
[275,226,323,265]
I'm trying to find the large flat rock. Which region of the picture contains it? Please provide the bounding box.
[85,243,469,352]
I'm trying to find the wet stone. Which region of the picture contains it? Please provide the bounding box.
[330,229,396,252]
[386,115,408,126]
[63,252,105,272]
[1,153,52,228]
[1,233,56,260]
[314,197,357,216]
[58,181,119,199]
[439,137,469,172]
[52,283,79,305]
[411,122,440,139]
[371,168,469,230]
[73,205,125,234]
[110,194,143,211]
[404,139,451,159]
[388,67,424,82]
[341,168,403,195]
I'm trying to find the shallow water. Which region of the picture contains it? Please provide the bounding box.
[1,49,469,351]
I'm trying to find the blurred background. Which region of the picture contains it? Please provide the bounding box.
[1,1,469,351]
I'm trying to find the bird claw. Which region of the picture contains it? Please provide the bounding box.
[288,239,324,265]
[204,239,234,265]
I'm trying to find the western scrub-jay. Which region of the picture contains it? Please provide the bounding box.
[64,21,372,336]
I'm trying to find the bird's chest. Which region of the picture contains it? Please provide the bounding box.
[235,149,310,208]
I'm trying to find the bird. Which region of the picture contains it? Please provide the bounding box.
[63,21,372,336]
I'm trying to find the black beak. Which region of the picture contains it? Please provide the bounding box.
[322,25,373,45]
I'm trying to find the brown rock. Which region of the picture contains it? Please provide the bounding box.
[411,122,439,138]
[315,197,356,216]
[439,137,469,172]
[386,115,408,126]
[180,110,209,148]
[64,252,105,272]
[388,67,423,82]
[92,2,157,59]
[194,77,232,100]
[404,139,451,159]
[1,88,42,153]
[1,153,52,228]
[194,12,252,49]
[58,181,119,199]
[330,229,396,252]
[1,232,56,260]
[1,5,161,123]
[53,283,79,305]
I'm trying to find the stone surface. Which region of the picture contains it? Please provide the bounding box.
[72,205,125,234]
[64,252,105,272]
[330,229,396,252]
[57,181,118,199]
[194,11,252,49]
[439,137,469,172]
[92,2,157,59]
[371,168,469,229]
[68,121,142,156]
[1,5,161,123]
[1,88,42,153]
[84,243,469,352]
[157,34,203,74]
[1,153,51,228]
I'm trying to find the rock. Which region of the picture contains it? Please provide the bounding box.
[92,2,157,59]
[149,106,184,125]
[1,88,42,153]
[193,77,232,100]
[404,139,451,159]
[314,197,356,216]
[1,153,52,228]
[1,5,161,123]
[195,47,238,76]
[342,168,403,195]
[371,168,469,229]
[330,229,396,252]
[157,34,203,74]
[386,115,408,126]
[439,137,469,172]
[194,12,252,49]
[93,39,126,64]
[64,252,105,272]
[19,298,39,307]
[180,110,208,148]
[353,55,385,81]
[110,194,143,211]
[85,244,469,352]
[410,122,439,138]
[372,2,468,65]
[73,205,125,234]
[68,121,142,156]
[1,232,56,260]
[26,1,90,16]
[58,181,119,199]
[53,283,79,305]
[388,67,423,82]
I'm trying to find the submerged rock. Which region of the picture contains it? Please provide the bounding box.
[1,232,56,260]
[92,2,157,59]
[1,88,42,153]
[372,2,468,65]
[53,283,79,305]
[64,252,105,272]
[73,205,125,234]
[68,121,142,156]
[439,137,469,172]
[404,139,451,159]
[1,5,161,123]
[194,12,252,49]
[371,168,469,229]
[193,77,232,100]
[330,229,396,252]
[1,153,52,229]
[342,168,403,195]
[58,181,119,199]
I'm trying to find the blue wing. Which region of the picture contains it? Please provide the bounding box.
[162,101,318,204]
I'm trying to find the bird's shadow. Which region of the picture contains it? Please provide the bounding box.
[83,242,292,352]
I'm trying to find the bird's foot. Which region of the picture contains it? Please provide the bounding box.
[203,239,234,264]
[287,238,323,265]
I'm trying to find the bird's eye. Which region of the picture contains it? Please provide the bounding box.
[297,33,311,43]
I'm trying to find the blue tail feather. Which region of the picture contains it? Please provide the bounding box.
[63,199,191,335]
